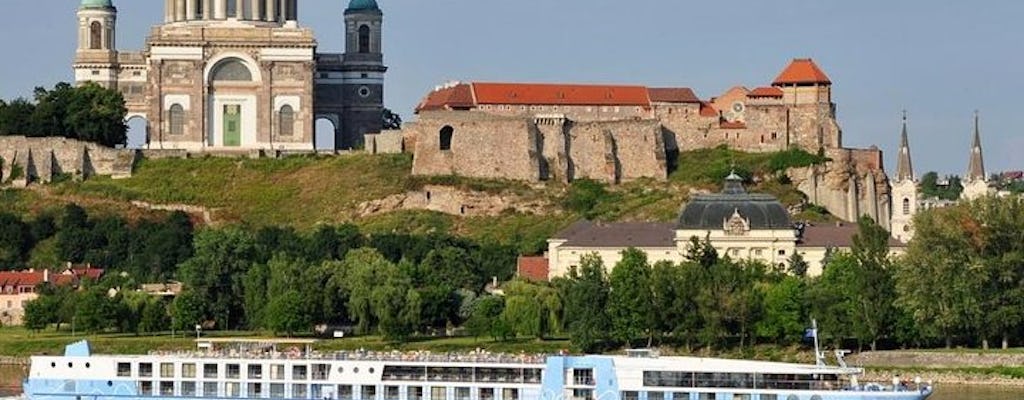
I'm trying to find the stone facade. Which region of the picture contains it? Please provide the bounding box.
[403,59,889,226]
[73,0,386,152]
[0,136,136,184]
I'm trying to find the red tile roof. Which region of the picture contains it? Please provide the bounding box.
[720,121,747,129]
[699,102,719,117]
[648,88,700,103]
[71,268,104,280]
[516,256,550,281]
[0,268,104,290]
[471,82,651,107]
[415,83,476,112]
[0,271,45,288]
[772,59,831,86]
[748,87,784,97]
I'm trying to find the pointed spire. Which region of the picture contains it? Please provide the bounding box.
[967,110,986,181]
[895,110,914,182]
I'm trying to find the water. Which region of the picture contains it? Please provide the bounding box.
[1,364,1021,399]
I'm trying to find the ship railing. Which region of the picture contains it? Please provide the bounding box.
[146,349,547,364]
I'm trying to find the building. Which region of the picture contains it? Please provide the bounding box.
[400,59,892,230]
[73,0,386,151]
[0,267,104,326]
[892,111,996,240]
[531,174,902,280]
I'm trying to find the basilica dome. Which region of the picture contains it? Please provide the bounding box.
[347,0,380,11]
[677,172,792,230]
[80,0,113,8]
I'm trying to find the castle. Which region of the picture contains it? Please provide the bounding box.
[397,59,893,230]
[72,0,386,151]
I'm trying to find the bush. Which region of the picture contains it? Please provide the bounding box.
[562,179,614,218]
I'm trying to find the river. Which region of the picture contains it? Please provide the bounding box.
[1,364,1021,399]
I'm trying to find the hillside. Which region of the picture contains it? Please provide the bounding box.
[0,148,832,252]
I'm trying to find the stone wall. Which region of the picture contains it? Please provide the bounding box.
[0,136,136,184]
[409,114,541,181]
[788,147,892,228]
[364,130,404,154]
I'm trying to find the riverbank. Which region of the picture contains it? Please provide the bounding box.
[853,350,1024,386]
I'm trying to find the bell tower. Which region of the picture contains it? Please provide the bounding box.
[890,111,918,242]
[74,0,118,89]
[339,0,387,149]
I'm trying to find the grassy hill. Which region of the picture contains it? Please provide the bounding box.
[0,147,832,252]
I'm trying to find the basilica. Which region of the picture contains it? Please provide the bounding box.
[73,0,387,151]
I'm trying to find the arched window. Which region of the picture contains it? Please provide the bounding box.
[358,25,371,53]
[211,58,253,82]
[439,126,454,151]
[169,104,185,136]
[89,21,102,50]
[902,198,911,215]
[279,105,295,136]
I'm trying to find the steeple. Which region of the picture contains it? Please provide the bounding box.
[966,110,986,182]
[895,110,914,182]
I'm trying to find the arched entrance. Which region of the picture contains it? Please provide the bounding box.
[125,115,149,149]
[314,116,338,150]
[205,55,260,148]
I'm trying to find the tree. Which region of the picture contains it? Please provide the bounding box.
[265,290,311,336]
[786,252,809,277]
[0,212,33,269]
[0,98,36,135]
[465,295,507,340]
[755,276,806,343]
[177,228,258,329]
[564,254,611,352]
[501,280,559,339]
[138,298,170,334]
[848,216,897,351]
[966,196,1024,349]
[608,248,655,345]
[23,293,58,331]
[63,82,128,147]
[171,290,206,333]
[383,108,402,130]
[342,248,399,334]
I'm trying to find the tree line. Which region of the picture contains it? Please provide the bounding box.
[17,196,1024,353]
[0,82,128,148]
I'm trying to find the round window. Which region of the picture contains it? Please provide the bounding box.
[338,367,344,373]
[353,367,360,373]
[369,368,375,374]
[358,86,371,98]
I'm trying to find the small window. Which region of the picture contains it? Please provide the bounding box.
[117,363,131,377]
[503,388,519,400]
[89,21,103,50]
[648,392,664,400]
[139,363,153,378]
[293,365,308,380]
[408,387,424,400]
[169,104,185,135]
[338,385,353,400]
[271,364,285,380]
[294,384,308,398]
[361,385,376,400]
[358,25,371,53]
[778,249,786,256]
[248,383,263,398]
[431,387,446,400]
[159,382,174,396]
[226,364,240,379]
[455,388,471,400]
[203,364,218,379]
[248,365,263,379]
[203,382,218,397]
[160,363,174,378]
[279,105,295,137]
[384,386,400,400]
[140,381,153,396]
[902,198,911,215]
[270,383,285,399]
[182,363,196,378]
[358,86,371,98]
[621,392,639,400]
[439,125,454,151]
[226,382,240,398]
[181,382,196,396]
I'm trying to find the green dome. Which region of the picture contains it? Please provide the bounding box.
[346,0,380,11]
[80,0,113,9]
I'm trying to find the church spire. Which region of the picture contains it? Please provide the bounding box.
[895,110,914,182]
[967,110,986,181]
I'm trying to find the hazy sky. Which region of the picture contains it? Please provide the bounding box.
[2,0,1022,175]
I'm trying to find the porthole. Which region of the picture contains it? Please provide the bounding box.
[86,362,91,368]
[338,367,344,373]
[369,368,374,374]
[50,362,56,368]
[107,381,113,387]
[68,362,73,368]
[354,367,359,373]
[358,86,371,98]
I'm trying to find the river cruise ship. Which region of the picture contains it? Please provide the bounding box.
[23,339,932,400]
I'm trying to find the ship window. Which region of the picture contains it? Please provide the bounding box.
[160,363,174,378]
[760,396,777,400]
[524,368,542,383]
[621,392,638,400]
[571,389,592,400]
[68,362,73,368]
[159,382,174,396]
[478,388,493,400]
[338,385,353,400]
[226,382,240,397]
[182,363,196,378]
[294,384,308,399]
[502,388,519,400]
[139,363,153,377]
[648,392,664,400]
[733,395,751,400]
[270,364,285,380]
[248,364,263,379]
[384,386,400,400]
[117,363,131,377]
[697,394,714,400]
[247,383,263,398]
[361,385,376,400]
[312,364,330,380]
[270,383,285,398]
[85,363,91,368]
[204,364,218,379]
[672,393,690,400]
[293,365,308,380]
[204,382,218,397]
[408,386,424,400]
[455,387,471,400]
[140,381,153,396]
[226,364,240,379]
[181,382,196,396]
[430,387,445,400]
[311,385,323,399]
[573,369,594,386]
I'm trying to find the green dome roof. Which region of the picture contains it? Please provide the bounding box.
[80,0,113,8]
[346,0,380,11]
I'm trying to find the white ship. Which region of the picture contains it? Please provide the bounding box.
[23,338,932,400]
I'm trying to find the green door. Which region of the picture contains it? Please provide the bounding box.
[223,104,241,147]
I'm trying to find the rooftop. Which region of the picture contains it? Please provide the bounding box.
[772,58,832,86]
[678,174,792,230]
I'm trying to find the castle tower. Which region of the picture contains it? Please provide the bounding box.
[890,111,918,242]
[961,111,991,200]
[771,59,832,106]
[339,0,388,149]
[771,59,840,150]
[73,0,118,89]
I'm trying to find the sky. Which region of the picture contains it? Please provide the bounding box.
[1,0,1022,175]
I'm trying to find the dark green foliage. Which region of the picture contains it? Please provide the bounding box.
[561,179,617,219]
[465,295,507,340]
[178,228,259,329]
[0,212,33,269]
[171,290,206,332]
[919,172,964,201]
[0,83,127,147]
[564,254,611,352]
[608,248,655,345]
[671,145,827,186]
[383,108,402,130]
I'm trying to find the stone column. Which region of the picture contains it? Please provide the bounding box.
[252,0,263,21]
[214,0,226,19]
[186,0,196,20]
[164,0,174,23]
[278,0,287,21]
[203,0,213,20]
[175,0,186,21]
[265,0,276,22]
[235,0,245,19]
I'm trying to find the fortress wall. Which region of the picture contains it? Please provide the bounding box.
[535,119,569,182]
[410,116,540,181]
[364,130,404,154]
[568,120,667,182]
[0,136,135,183]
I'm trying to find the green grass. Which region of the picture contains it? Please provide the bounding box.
[865,365,1024,380]
[671,146,827,187]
